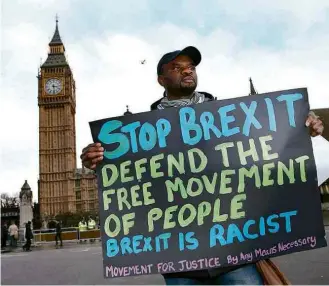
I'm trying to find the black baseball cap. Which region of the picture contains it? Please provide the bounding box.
[157,46,202,75]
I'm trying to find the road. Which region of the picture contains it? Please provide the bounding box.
[1,243,329,285]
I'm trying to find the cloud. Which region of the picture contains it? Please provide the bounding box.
[1,0,329,199]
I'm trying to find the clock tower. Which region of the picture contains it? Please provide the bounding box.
[38,18,77,217]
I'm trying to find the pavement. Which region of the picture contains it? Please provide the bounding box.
[1,243,163,285]
[1,228,329,285]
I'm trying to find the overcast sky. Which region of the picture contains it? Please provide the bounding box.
[1,0,329,199]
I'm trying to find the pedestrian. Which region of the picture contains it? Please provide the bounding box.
[80,46,324,285]
[1,223,8,249]
[87,216,96,243]
[78,217,87,243]
[87,216,96,230]
[8,221,18,248]
[23,221,33,251]
[55,221,63,247]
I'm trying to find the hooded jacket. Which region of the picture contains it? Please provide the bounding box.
[150,91,242,279]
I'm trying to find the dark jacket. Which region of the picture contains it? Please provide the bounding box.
[151,92,241,279]
[56,223,62,234]
[25,225,33,240]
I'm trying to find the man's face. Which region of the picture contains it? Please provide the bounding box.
[158,55,198,93]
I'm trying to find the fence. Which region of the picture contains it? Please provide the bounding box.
[32,227,101,244]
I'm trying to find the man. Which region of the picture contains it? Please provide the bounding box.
[87,216,96,230]
[1,223,8,249]
[55,221,63,247]
[8,221,18,248]
[78,217,87,243]
[87,216,96,243]
[23,221,33,251]
[80,46,324,285]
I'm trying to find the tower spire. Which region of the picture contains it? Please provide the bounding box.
[49,14,63,46]
[41,17,67,67]
[249,77,257,95]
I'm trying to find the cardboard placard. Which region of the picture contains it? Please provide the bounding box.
[89,88,327,279]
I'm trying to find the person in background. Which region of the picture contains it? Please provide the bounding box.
[55,221,63,247]
[1,223,8,249]
[78,217,87,243]
[8,221,18,248]
[87,216,96,243]
[80,46,324,285]
[87,216,96,230]
[23,221,33,251]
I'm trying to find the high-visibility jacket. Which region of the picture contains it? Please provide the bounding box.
[88,219,96,230]
[78,221,87,231]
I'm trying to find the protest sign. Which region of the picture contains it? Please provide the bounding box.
[89,88,327,279]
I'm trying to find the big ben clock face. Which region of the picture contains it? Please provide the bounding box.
[45,78,62,95]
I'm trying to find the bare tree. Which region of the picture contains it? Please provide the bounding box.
[0,193,19,207]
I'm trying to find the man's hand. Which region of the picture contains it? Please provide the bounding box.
[80,143,104,170]
[306,112,324,137]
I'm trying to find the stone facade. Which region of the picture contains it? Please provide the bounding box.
[38,20,98,218]
[19,180,33,228]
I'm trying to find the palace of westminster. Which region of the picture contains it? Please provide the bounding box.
[38,20,96,218]
[37,20,133,218]
[37,20,329,219]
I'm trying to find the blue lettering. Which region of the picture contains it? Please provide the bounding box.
[277,93,303,127]
[139,123,157,151]
[243,219,258,239]
[267,214,280,233]
[132,235,143,254]
[209,224,226,247]
[265,98,277,132]
[259,217,266,236]
[240,101,262,136]
[158,232,171,250]
[121,122,141,153]
[185,232,199,250]
[200,112,221,140]
[156,119,171,148]
[120,237,133,255]
[155,236,161,252]
[179,107,202,145]
[280,210,297,233]
[98,120,129,159]
[227,224,245,244]
[218,104,240,137]
[143,237,153,252]
[106,238,119,257]
[179,233,184,251]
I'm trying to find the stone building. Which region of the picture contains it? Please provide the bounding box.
[38,19,98,218]
[19,180,33,228]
